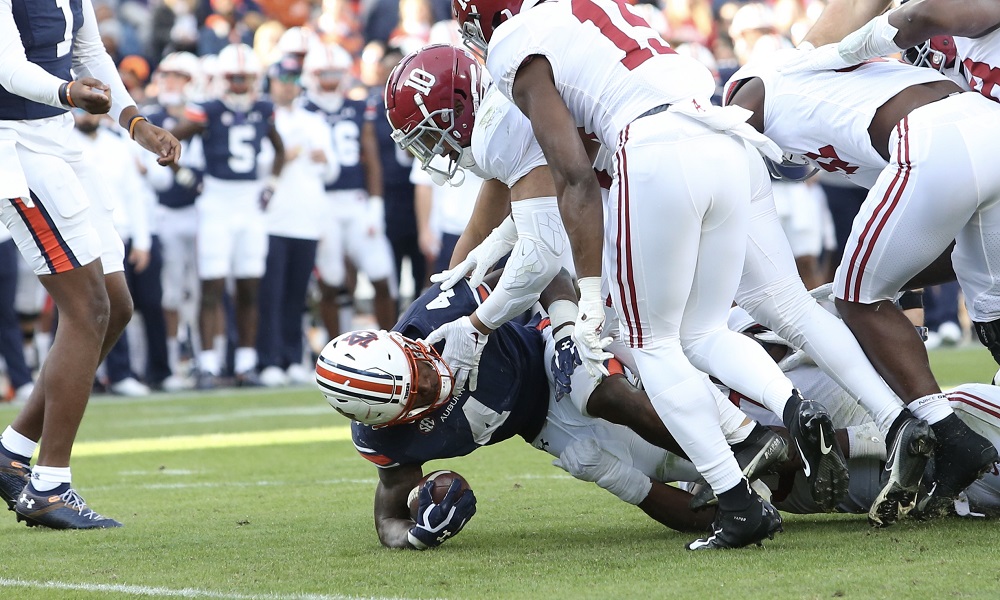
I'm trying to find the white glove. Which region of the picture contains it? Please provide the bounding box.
[553,438,651,505]
[430,216,518,291]
[574,277,612,377]
[776,43,853,74]
[422,316,489,396]
[780,13,901,75]
[365,196,385,237]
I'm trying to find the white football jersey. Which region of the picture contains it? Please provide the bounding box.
[486,0,715,149]
[955,30,1000,103]
[727,51,945,189]
[471,85,546,188]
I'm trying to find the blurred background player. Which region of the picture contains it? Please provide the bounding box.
[256,56,338,387]
[302,42,396,339]
[172,42,285,388]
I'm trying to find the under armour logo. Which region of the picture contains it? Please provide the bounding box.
[19,493,33,509]
[436,530,453,543]
[558,340,573,352]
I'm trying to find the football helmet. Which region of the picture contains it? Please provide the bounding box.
[453,0,543,58]
[155,51,200,106]
[903,35,958,73]
[316,330,455,427]
[303,43,353,101]
[384,44,486,185]
[216,43,262,111]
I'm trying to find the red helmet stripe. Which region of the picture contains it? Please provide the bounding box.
[316,363,404,397]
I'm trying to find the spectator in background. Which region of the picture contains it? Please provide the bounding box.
[318,0,364,56]
[388,0,432,54]
[663,0,716,47]
[118,55,150,105]
[257,58,339,387]
[412,155,483,277]
[150,0,201,59]
[198,0,256,56]
[256,0,314,27]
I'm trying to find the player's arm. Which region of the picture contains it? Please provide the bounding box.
[889,0,1000,47]
[0,0,109,113]
[171,106,207,142]
[267,121,285,177]
[637,481,716,533]
[511,56,602,280]
[800,0,892,47]
[373,463,423,549]
[449,178,511,268]
[361,120,384,199]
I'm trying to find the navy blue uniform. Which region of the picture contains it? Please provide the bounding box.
[186,98,273,181]
[0,0,83,120]
[146,106,202,208]
[304,97,369,192]
[352,282,550,468]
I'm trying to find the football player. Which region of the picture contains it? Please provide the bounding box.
[172,43,286,388]
[320,268,789,549]
[0,0,180,528]
[725,9,1000,522]
[301,43,397,339]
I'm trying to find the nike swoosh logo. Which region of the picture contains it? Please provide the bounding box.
[819,426,832,455]
[795,439,811,478]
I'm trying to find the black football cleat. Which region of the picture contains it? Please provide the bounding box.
[868,417,935,527]
[686,494,783,551]
[914,415,998,518]
[0,452,30,511]
[15,486,123,529]
[784,392,850,512]
[690,425,789,511]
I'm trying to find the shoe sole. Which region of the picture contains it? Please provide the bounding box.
[868,421,935,528]
[796,405,850,512]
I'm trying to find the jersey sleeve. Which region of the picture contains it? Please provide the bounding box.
[0,0,67,110]
[70,0,136,125]
[183,102,209,125]
[485,11,561,102]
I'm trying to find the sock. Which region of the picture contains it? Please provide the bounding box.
[846,422,887,461]
[30,465,71,492]
[0,426,36,461]
[725,419,758,447]
[909,393,953,425]
[199,349,220,376]
[716,478,754,511]
[730,423,770,454]
[167,337,180,373]
[761,377,795,418]
[234,347,257,375]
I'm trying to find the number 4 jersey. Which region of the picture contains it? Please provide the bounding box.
[351,281,550,468]
[183,98,274,181]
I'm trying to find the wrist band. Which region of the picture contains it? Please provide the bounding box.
[63,81,77,108]
[128,115,148,140]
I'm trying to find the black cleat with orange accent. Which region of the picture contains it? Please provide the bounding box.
[15,484,123,529]
[0,450,30,511]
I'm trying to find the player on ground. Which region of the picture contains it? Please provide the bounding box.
[301,43,397,338]
[172,42,286,388]
[0,0,180,528]
[725,13,1000,521]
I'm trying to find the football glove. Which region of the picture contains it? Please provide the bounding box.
[553,438,651,505]
[550,336,582,402]
[407,480,477,549]
[423,316,489,396]
[259,177,276,211]
[574,278,613,378]
[431,215,517,291]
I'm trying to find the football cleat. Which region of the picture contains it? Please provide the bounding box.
[784,392,850,512]
[235,370,264,388]
[690,425,789,511]
[194,370,218,391]
[15,485,122,529]
[686,494,783,551]
[914,415,998,518]
[0,452,30,511]
[868,417,935,527]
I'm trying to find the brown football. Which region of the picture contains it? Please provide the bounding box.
[407,470,471,519]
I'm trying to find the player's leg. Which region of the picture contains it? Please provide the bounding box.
[348,224,398,330]
[316,212,348,340]
[229,200,269,384]
[195,192,236,385]
[256,234,287,384]
[280,237,319,381]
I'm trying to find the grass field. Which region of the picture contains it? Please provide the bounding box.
[1,346,999,600]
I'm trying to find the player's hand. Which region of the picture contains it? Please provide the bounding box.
[430,218,517,291]
[573,296,612,378]
[128,247,150,274]
[776,43,853,74]
[550,336,582,402]
[365,196,385,237]
[423,316,489,396]
[69,77,111,114]
[407,479,477,550]
[133,120,182,166]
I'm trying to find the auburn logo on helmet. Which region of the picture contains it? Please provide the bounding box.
[347,331,379,348]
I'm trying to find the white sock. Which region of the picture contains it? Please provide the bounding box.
[846,422,887,461]
[31,465,71,492]
[909,393,953,425]
[1,426,37,459]
[167,337,180,373]
[716,393,754,445]
[234,347,257,375]
[199,350,220,376]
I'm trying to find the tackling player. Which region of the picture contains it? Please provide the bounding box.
[172,42,286,388]
[0,0,180,528]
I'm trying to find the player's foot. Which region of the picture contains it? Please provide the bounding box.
[689,425,788,511]
[686,494,783,550]
[235,370,264,388]
[0,450,31,511]
[914,415,998,518]
[195,370,218,391]
[15,484,122,529]
[783,391,849,512]
[868,415,935,527]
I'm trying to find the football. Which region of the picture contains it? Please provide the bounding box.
[408,470,471,519]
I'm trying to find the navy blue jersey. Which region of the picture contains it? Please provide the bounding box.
[366,90,416,234]
[0,0,83,120]
[352,282,550,468]
[185,98,273,181]
[146,105,202,208]
[304,97,369,192]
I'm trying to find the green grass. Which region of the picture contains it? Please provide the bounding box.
[1,346,999,599]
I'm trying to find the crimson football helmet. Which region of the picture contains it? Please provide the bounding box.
[384,44,487,185]
[903,36,958,73]
[453,0,542,57]
[316,330,454,427]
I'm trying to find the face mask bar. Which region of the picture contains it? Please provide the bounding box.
[390,103,468,186]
